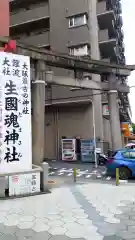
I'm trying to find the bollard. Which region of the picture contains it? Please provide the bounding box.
[41,162,49,192]
[116,168,119,186]
[73,168,77,182]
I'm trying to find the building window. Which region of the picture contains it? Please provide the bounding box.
[69,44,90,56]
[69,14,87,28]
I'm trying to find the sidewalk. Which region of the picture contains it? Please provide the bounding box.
[0,182,135,239]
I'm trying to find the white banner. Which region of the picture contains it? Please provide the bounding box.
[0,52,32,173]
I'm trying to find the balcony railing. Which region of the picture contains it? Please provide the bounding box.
[97,0,122,14]
[97,1,112,14]
[14,30,50,47]
[10,3,49,26]
[99,29,116,42]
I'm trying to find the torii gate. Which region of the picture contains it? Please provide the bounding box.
[0,0,135,163]
[0,38,134,165]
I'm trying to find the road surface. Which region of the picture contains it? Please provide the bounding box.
[48,161,107,180]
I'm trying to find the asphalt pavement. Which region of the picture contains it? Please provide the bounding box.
[48,161,109,181]
[48,160,135,185]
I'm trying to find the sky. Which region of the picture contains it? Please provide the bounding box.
[122,0,135,122]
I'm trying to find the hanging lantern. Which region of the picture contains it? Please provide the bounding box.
[4,40,16,52]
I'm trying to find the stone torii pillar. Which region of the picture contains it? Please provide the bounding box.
[108,74,122,151]
[32,60,46,165]
[88,0,104,144]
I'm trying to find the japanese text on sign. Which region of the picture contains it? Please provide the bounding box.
[0,52,32,173]
[9,172,40,196]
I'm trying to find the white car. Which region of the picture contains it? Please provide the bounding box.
[125,143,135,149]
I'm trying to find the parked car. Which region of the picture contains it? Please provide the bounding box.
[125,143,135,149]
[106,149,135,180]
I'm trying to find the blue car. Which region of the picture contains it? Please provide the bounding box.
[106,149,135,180]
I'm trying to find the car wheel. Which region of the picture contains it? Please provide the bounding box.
[119,167,131,180]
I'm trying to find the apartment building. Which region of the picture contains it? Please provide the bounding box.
[10,0,131,159]
[0,1,9,37]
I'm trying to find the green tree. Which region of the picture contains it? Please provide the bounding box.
[132,123,135,134]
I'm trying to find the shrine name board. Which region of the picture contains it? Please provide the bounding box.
[9,172,40,196]
[0,52,32,173]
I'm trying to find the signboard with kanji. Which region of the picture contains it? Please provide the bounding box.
[9,172,40,196]
[102,104,109,116]
[0,52,32,173]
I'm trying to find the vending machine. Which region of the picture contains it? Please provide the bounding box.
[61,138,77,161]
[80,139,95,163]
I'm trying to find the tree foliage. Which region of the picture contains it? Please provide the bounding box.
[132,123,135,134]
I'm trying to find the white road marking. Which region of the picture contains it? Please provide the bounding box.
[58,169,67,173]
[106,176,111,180]
[58,172,64,176]
[50,167,106,180]
[97,175,102,178]
[60,169,73,173]
[77,174,83,177]
[85,175,91,178]
[67,173,73,176]
[76,170,89,175]
[48,172,55,175]
[69,168,73,171]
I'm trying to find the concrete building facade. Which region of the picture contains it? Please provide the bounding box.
[9,0,131,160]
[0,0,9,37]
